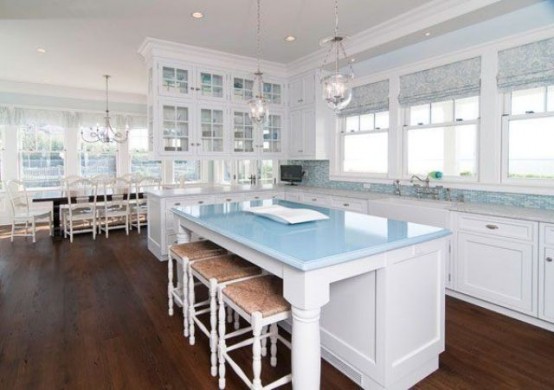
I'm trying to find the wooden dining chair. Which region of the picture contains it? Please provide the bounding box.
[98,177,131,238]
[5,180,53,243]
[63,178,97,242]
[130,176,161,233]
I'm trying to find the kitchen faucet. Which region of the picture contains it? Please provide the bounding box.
[410,174,430,188]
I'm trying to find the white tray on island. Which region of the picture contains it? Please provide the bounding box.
[247,204,329,224]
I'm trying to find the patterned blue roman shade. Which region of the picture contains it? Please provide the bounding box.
[398,57,481,107]
[497,37,554,92]
[338,79,389,117]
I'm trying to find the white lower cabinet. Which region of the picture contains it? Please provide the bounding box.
[539,224,554,322]
[454,212,538,316]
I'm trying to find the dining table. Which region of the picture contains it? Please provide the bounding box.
[33,190,144,237]
[171,198,451,389]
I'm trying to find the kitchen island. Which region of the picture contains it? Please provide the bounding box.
[172,199,451,389]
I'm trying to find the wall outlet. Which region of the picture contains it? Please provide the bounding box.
[363,183,371,189]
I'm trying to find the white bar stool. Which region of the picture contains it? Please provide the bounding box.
[167,241,227,336]
[189,254,263,377]
[217,275,292,390]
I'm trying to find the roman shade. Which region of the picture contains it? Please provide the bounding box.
[12,108,72,127]
[497,37,554,92]
[398,57,481,106]
[338,79,389,117]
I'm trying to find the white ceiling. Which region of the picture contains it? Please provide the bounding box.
[0,0,547,95]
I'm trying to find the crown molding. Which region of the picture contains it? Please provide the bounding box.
[138,37,288,78]
[286,0,503,76]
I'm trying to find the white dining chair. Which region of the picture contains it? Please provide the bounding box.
[63,178,97,242]
[130,176,161,233]
[97,177,131,238]
[5,180,53,243]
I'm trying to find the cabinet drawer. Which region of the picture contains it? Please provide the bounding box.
[331,197,368,213]
[215,194,246,204]
[301,193,332,206]
[285,193,302,202]
[456,213,536,241]
[244,192,280,201]
[543,224,554,247]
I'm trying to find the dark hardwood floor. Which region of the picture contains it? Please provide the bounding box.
[1,227,553,389]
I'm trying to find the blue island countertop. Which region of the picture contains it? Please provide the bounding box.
[172,199,451,271]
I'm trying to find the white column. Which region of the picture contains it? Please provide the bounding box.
[291,307,321,390]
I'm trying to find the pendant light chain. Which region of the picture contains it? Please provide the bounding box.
[256,0,261,74]
[248,0,269,125]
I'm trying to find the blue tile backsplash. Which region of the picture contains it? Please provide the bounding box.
[287,160,554,210]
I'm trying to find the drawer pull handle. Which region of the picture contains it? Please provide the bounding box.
[254,196,260,199]
[226,198,232,202]
[343,203,349,207]
[486,224,499,230]
[174,202,181,206]
[547,257,553,263]
[312,198,317,201]
[198,201,204,204]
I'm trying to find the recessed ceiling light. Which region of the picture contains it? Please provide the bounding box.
[37,48,47,54]
[350,58,356,63]
[284,35,296,42]
[191,11,204,19]
[425,32,431,37]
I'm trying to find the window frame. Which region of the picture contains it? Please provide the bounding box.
[501,86,554,185]
[402,96,480,181]
[338,111,390,178]
[17,123,66,189]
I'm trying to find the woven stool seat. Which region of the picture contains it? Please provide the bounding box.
[170,240,226,261]
[223,275,290,318]
[191,254,262,283]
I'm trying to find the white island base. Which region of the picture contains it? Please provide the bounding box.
[279,240,446,389]
[173,207,448,389]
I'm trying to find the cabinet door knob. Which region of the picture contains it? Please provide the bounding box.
[547,257,553,263]
[485,224,499,230]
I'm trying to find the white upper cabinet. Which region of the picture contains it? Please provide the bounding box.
[139,39,288,159]
[230,106,285,158]
[159,63,194,98]
[288,70,333,160]
[289,72,315,108]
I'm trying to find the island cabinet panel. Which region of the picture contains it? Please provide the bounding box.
[318,238,447,388]
[540,224,554,323]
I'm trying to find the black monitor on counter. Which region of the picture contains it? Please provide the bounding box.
[280,165,304,186]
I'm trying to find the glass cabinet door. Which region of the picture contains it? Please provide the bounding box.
[232,110,255,154]
[160,65,191,97]
[162,104,190,152]
[198,71,225,99]
[199,108,225,153]
[263,114,282,154]
[232,76,254,102]
[263,82,282,105]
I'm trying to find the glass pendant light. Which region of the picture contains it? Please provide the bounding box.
[248,0,269,125]
[320,0,354,113]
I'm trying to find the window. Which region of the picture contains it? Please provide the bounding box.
[503,85,554,180]
[263,114,282,153]
[405,96,479,178]
[342,111,389,174]
[211,160,276,185]
[18,124,65,188]
[173,160,202,183]
[129,128,162,178]
[79,140,117,178]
